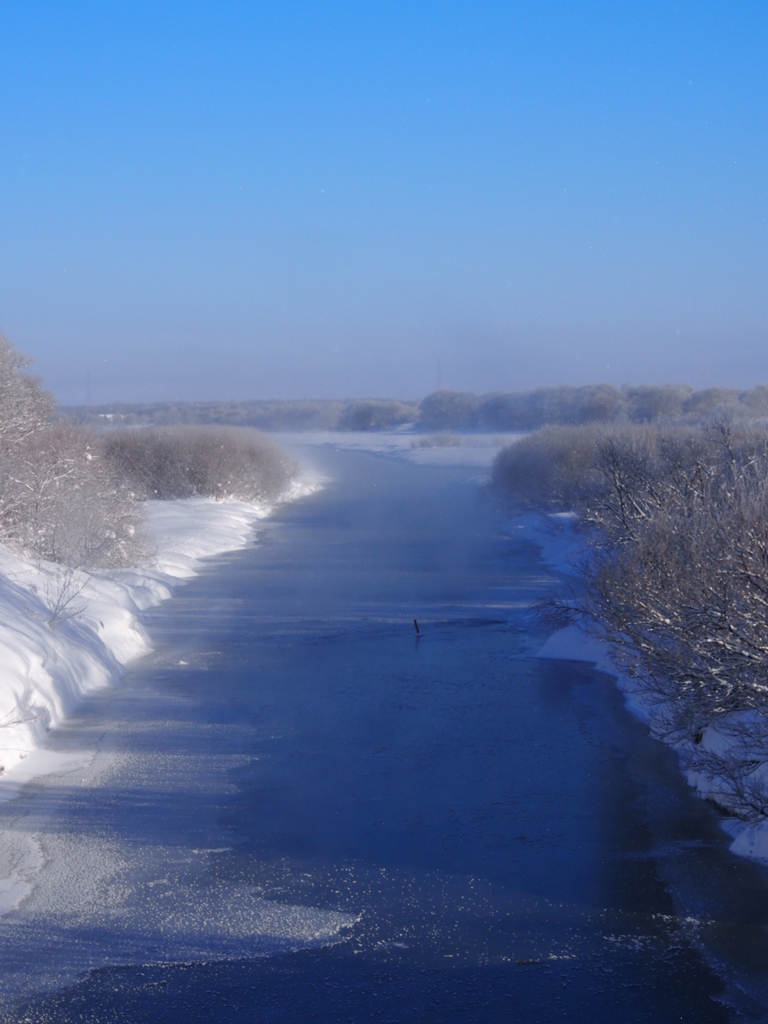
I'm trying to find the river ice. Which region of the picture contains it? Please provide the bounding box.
[2,438,768,1020]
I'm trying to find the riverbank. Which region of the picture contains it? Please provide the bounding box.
[0,425,506,793]
[518,509,768,866]
[0,479,315,796]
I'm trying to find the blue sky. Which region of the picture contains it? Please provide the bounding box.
[1,1,766,403]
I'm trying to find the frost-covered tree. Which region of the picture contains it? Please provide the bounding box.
[0,336,144,567]
[336,399,416,431]
[0,334,53,447]
[1,420,144,567]
[493,421,768,820]
[494,421,768,733]
[579,425,768,728]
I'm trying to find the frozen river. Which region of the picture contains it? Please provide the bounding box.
[2,446,768,1021]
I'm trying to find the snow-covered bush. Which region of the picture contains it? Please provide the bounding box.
[0,419,144,568]
[336,399,417,431]
[417,391,481,431]
[0,336,53,444]
[103,426,297,503]
[67,396,418,431]
[495,422,768,722]
[621,384,694,422]
[580,425,768,724]
[494,421,768,820]
[0,336,145,568]
[490,424,604,508]
[410,433,461,449]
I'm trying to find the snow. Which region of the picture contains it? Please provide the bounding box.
[0,480,315,804]
[521,509,768,866]
[277,430,522,467]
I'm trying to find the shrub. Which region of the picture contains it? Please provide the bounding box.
[410,433,461,449]
[579,424,768,729]
[417,391,480,431]
[65,381,768,436]
[336,399,417,431]
[0,420,144,568]
[623,385,694,423]
[740,386,768,417]
[0,334,53,445]
[495,420,768,748]
[566,384,625,424]
[0,337,145,568]
[103,426,297,503]
[490,425,603,509]
[681,387,741,418]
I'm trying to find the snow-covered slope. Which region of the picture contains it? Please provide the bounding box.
[0,482,314,793]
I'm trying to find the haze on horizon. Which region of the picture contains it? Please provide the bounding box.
[1,1,766,406]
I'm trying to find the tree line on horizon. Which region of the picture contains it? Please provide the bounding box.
[65,383,768,433]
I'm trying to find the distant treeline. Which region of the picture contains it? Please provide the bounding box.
[65,398,419,432]
[417,384,768,431]
[66,384,768,433]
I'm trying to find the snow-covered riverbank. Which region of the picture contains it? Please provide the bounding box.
[519,510,768,866]
[0,428,505,797]
[0,481,315,795]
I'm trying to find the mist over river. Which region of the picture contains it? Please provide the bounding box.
[2,446,768,1022]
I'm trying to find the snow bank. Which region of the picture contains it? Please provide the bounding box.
[0,480,315,792]
[522,510,768,865]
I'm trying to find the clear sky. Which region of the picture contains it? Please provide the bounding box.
[1,1,766,404]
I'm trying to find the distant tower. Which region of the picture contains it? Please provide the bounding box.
[85,371,91,405]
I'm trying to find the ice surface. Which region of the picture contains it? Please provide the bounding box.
[277,430,522,467]
[0,829,356,1001]
[0,475,343,993]
[0,480,316,790]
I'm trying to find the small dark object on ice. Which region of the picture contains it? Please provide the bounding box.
[413,619,420,634]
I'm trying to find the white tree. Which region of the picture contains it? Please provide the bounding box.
[0,335,146,569]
